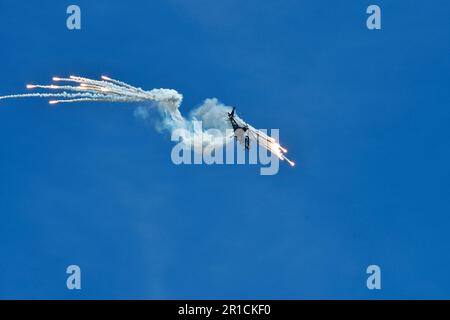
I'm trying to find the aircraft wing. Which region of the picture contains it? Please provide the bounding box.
[233,117,273,143]
[247,125,275,145]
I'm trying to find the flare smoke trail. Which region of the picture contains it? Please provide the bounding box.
[0,76,294,166]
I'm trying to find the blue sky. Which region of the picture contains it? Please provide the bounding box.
[0,0,449,299]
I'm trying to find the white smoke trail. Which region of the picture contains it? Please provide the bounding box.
[0,76,294,166]
[160,98,235,149]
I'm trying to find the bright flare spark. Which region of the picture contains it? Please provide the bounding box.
[0,75,183,106]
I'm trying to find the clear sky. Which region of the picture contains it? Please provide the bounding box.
[0,0,449,299]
